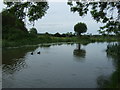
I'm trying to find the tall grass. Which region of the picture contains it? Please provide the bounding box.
[2,35,120,47]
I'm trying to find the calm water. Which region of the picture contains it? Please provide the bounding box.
[2,42,116,88]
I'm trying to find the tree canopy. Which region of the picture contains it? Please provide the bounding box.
[2,1,49,40]
[2,10,28,40]
[74,22,87,36]
[2,10,28,33]
[4,1,49,25]
[68,1,120,35]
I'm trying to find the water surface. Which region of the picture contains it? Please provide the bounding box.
[2,42,116,88]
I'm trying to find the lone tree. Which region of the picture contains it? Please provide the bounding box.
[74,22,87,36]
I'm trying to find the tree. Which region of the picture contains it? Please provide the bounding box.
[29,28,37,34]
[54,32,61,37]
[4,1,49,26]
[74,22,87,36]
[68,1,120,35]
[2,10,28,33]
[2,10,28,40]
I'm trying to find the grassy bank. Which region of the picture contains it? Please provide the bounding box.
[2,35,120,47]
[2,36,77,47]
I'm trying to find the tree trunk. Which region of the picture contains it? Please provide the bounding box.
[77,32,81,37]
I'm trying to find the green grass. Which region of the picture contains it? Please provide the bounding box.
[90,36,120,42]
[2,35,120,47]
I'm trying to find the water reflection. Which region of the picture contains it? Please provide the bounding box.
[97,43,120,88]
[2,42,117,88]
[73,44,86,61]
[39,44,51,48]
[2,46,38,74]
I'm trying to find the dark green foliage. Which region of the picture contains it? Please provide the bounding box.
[2,10,28,33]
[65,32,74,37]
[97,43,120,88]
[106,43,120,59]
[99,21,120,35]
[29,28,37,35]
[2,1,49,43]
[2,10,39,43]
[2,34,120,47]
[4,1,49,24]
[52,32,75,37]
[45,32,49,36]
[74,22,87,36]
[54,32,61,37]
[2,10,28,40]
[68,1,120,35]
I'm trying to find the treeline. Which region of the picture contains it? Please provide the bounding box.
[38,32,75,37]
[38,32,119,37]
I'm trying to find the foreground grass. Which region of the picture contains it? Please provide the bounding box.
[2,35,120,47]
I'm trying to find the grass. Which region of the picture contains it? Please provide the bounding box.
[2,35,120,48]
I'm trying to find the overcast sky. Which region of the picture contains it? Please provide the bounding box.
[0,1,104,34]
[0,0,4,12]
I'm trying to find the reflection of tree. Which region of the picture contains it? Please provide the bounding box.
[73,44,86,61]
[97,43,120,88]
[97,75,111,88]
[2,46,38,74]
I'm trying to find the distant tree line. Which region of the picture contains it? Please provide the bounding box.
[38,32,76,37]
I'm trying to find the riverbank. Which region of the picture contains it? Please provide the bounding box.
[2,35,120,47]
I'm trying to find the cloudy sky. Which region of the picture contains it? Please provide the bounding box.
[0,1,104,34]
[0,0,4,12]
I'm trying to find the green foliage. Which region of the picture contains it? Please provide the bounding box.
[74,22,87,36]
[4,1,49,24]
[2,10,29,40]
[2,34,120,47]
[99,21,120,35]
[29,28,37,34]
[97,43,120,88]
[54,32,61,37]
[68,2,120,35]
[106,43,120,58]
[2,10,28,33]
[2,1,49,43]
